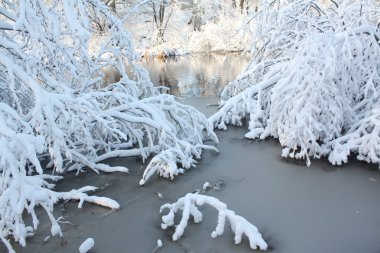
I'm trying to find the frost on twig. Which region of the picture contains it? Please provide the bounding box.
[160,193,268,251]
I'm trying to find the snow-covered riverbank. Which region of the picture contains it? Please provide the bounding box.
[6,97,380,253]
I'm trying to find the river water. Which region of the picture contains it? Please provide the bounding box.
[140,52,250,97]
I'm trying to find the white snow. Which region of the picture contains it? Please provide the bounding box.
[79,238,94,253]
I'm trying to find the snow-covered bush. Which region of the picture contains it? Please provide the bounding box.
[160,193,268,250]
[0,0,216,251]
[211,0,380,166]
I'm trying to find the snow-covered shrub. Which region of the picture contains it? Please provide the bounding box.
[0,0,216,251]
[160,193,268,250]
[211,0,380,166]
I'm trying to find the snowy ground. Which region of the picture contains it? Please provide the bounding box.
[4,97,380,253]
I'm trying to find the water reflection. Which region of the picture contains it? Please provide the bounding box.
[140,53,250,97]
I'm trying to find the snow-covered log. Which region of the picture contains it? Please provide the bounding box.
[160,193,268,251]
[211,0,380,166]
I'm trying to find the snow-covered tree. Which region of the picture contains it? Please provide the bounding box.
[0,0,217,251]
[210,0,380,166]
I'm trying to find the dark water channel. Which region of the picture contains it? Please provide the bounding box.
[140,52,250,97]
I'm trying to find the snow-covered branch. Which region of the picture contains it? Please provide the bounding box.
[160,193,268,250]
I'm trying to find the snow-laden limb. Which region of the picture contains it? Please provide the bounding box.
[160,193,268,251]
[211,0,380,166]
[55,186,120,210]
